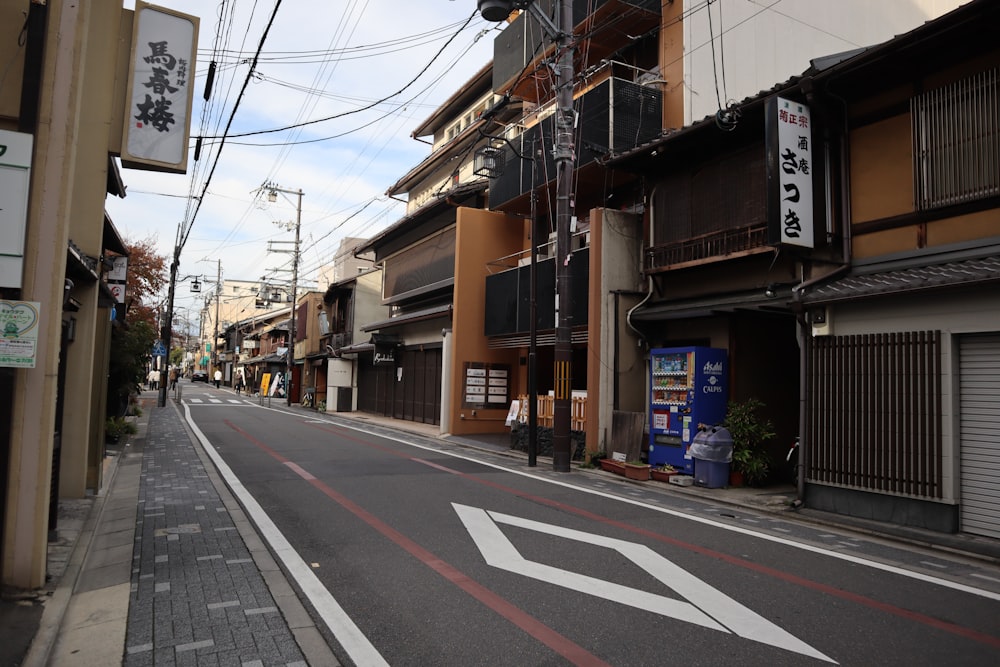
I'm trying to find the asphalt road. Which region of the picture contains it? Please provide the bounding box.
[181,387,1000,666]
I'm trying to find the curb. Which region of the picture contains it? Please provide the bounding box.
[172,396,343,666]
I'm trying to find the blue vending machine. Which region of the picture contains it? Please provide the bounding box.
[648,347,728,474]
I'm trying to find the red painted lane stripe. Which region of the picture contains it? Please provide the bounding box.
[233,420,1000,650]
[224,420,611,667]
[407,460,1000,651]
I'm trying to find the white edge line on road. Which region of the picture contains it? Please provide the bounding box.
[182,402,390,667]
[257,405,1000,604]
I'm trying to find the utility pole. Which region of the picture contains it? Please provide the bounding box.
[263,182,303,406]
[158,248,180,408]
[288,190,301,407]
[213,259,221,381]
[551,0,575,472]
[478,0,574,472]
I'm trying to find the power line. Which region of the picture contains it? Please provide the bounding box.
[180,0,284,253]
[197,9,478,141]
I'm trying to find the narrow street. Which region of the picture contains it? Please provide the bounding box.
[178,386,1000,666]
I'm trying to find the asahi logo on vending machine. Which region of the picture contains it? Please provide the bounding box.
[702,361,724,393]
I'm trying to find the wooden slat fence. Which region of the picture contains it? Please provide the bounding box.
[808,331,942,498]
[516,394,587,432]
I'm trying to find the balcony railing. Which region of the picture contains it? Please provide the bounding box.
[645,225,771,272]
[492,0,661,102]
[489,77,661,211]
[484,248,589,338]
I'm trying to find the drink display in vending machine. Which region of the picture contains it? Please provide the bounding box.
[648,346,728,473]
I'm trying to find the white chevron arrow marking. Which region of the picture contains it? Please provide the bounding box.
[453,503,835,663]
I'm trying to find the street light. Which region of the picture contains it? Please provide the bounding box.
[478,0,574,472]
[262,181,303,407]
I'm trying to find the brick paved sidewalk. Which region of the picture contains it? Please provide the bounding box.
[123,401,331,667]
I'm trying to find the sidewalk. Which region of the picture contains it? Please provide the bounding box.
[14,390,338,667]
[8,388,1000,666]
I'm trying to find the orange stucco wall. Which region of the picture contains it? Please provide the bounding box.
[853,209,1000,260]
[927,209,1000,246]
[850,114,913,224]
[851,227,917,260]
[448,207,525,436]
[849,106,1000,261]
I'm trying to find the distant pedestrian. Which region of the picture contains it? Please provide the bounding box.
[169,368,178,390]
[151,368,160,391]
[213,369,222,389]
[147,369,155,390]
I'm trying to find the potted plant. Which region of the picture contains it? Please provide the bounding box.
[650,464,677,483]
[624,460,650,481]
[598,455,626,475]
[723,398,775,487]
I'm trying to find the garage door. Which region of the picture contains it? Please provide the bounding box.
[959,333,1000,539]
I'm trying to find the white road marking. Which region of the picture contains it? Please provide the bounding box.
[455,503,835,663]
[970,572,1000,584]
[216,404,1000,605]
[182,403,388,667]
[268,408,1000,603]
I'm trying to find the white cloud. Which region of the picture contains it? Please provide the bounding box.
[110,0,496,319]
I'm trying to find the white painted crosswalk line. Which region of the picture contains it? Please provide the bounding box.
[189,398,203,404]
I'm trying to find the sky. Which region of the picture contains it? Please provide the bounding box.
[109,0,497,331]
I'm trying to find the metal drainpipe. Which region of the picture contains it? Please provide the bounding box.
[795,308,809,502]
[792,84,854,503]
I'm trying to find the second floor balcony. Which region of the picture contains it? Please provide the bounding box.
[484,246,590,343]
[488,76,662,214]
[645,224,772,273]
[492,0,661,103]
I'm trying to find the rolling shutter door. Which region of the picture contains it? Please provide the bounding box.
[959,334,1000,539]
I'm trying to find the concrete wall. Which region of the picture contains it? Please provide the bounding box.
[3,0,121,589]
[586,208,645,455]
[827,290,1000,505]
[680,0,965,126]
[59,0,124,499]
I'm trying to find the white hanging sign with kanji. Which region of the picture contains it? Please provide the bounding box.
[121,2,199,173]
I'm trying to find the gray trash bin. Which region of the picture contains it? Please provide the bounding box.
[688,426,732,488]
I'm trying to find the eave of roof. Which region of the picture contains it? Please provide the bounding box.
[799,255,1000,305]
[410,62,493,138]
[361,303,452,332]
[354,180,487,256]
